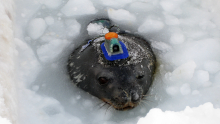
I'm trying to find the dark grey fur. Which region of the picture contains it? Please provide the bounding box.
[67,33,156,110]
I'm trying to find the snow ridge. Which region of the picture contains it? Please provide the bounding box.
[0,0,17,124]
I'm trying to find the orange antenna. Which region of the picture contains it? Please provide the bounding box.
[105,32,118,40]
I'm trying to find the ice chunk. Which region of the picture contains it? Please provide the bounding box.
[186,39,220,61]
[170,33,185,44]
[43,105,61,116]
[138,19,164,33]
[160,1,176,12]
[214,72,220,84]
[100,0,133,8]
[44,16,54,25]
[108,9,136,24]
[83,100,93,107]
[40,0,62,9]
[128,2,154,12]
[46,21,65,38]
[169,61,197,81]
[160,0,185,13]
[76,95,81,100]
[15,38,41,84]
[165,15,180,25]
[61,0,96,17]
[166,86,179,96]
[192,90,200,95]
[19,89,83,124]
[32,85,39,91]
[0,117,11,124]
[171,39,220,66]
[91,108,113,122]
[202,81,212,87]
[151,41,172,52]
[138,102,220,124]
[203,61,220,74]
[195,70,209,83]
[87,23,109,36]
[65,20,81,39]
[39,35,55,44]
[37,39,69,63]
[180,83,191,95]
[27,18,47,40]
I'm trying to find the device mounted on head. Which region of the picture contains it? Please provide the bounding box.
[101,32,129,61]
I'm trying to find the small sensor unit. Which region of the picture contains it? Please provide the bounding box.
[101,32,129,61]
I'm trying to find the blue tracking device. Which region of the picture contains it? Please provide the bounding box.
[101,41,129,61]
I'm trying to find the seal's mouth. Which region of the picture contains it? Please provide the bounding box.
[114,103,136,111]
[118,106,133,110]
[102,98,139,111]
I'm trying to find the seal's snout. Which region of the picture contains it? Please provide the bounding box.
[130,90,140,103]
[113,92,128,105]
[110,88,141,110]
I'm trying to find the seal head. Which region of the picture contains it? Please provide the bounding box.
[67,32,156,110]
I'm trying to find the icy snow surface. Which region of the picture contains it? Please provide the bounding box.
[0,0,17,124]
[138,102,220,124]
[13,0,220,124]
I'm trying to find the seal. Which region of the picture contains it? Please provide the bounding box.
[67,19,156,110]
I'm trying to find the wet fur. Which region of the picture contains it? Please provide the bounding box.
[67,33,156,110]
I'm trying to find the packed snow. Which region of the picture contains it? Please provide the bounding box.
[87,23,109,36]
[0,0,220,124]
[0,0,17,124]
[138,102,220,124]
[27,18,47,40]
[61,0,97,17]
[108,9,136,24]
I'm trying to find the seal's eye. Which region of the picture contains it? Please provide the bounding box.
[136,75,144,79]
[98,77,109,85]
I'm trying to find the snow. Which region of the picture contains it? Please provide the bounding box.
[87,23,109,36]
[151,41,171,52]
[160,1,178,12]
[138,103,220,124]
[138,19,164,33]
[166,86,179,96]
[214,72,220,84]
[40,0,62,9]
[61,0,97,17]
[170,33,185,44]
[45,16,55,25]
[27,18,47,40]
[180,83,191,95]
[99,0,133,8]
[15,38,41,85]
[169,61,197,81]
[194,70,209,83]
[164,15,180,25]
[65,19,81,39]
[108,9,136,24]
[128,2,154,12]
[36,39,69,63]
[0,0,219,124]
[0,0,16,124]
[0,117,11,124]
[203,61,220,74]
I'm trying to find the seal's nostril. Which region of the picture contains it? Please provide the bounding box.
[131,91,139,102]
